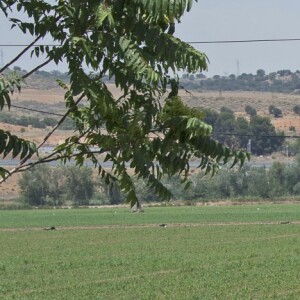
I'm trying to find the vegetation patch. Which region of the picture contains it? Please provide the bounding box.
[1,205,300,299]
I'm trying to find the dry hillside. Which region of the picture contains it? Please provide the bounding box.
[2,85,300,200]
[180,90,300,133]
[6,86,300,143]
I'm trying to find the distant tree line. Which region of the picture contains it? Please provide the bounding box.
[17,159,300,207]
[12,66,300,94]
[181,69,300,94]
[201,107,284,155]
[10,66,70,89]
[0,112,75,130]
[161,160,300,201]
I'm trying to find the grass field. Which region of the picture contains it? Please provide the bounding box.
[1,205,300,299]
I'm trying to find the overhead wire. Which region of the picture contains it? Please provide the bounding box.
[9,104,65,117]
[213,132,300,139]
[2,38,300,47]
[186,38,300,44]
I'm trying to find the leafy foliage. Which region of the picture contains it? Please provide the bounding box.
[0,129,36,178]
[0,71,22,110]
[0,71,37,177]
[1,0,249,205]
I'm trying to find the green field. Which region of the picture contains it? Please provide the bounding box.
[1,205,300,299]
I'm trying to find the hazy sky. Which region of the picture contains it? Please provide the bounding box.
[176,0,300,76]
[1,0,300,76]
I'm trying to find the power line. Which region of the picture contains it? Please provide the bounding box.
[2,38,300,47]
[213,132,300,139]
[9,104,64,117]
[187,38,300,44]
[0,44,60,47]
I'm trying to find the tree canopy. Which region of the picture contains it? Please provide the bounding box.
[0,0,249,206]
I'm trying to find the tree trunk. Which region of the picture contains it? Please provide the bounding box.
[132,199,144,212]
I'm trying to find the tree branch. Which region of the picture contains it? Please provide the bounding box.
[22,58,52,79]
[0,93,85,183]
[12,149,105,174]
[0,35,43,73]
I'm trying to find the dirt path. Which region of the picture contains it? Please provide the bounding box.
[1,221,299,232]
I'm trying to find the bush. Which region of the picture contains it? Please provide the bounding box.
[245,105,257,117]
[293,105,300,115]
[18,165,94,206]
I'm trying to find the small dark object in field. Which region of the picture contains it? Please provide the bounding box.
[159,224,167,228]
[280,221,290,225]
[44,226,56,230]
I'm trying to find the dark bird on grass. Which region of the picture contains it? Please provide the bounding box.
[43,226,56,230]
[280,221,290,225]
[159,224,167,228]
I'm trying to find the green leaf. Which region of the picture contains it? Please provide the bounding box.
[127,190,138,207]
[0,167,9,179]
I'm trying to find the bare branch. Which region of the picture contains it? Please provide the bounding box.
[23,58,52,79]
[0,35,42,73]
[13,149,104,174]
[37,93,85,150]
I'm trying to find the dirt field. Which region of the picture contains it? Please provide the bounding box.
[10,88,66,104]
[10,86,300,134]
[180,90,300,114]
[11,84,124,104]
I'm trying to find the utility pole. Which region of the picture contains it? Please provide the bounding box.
[0,49,4,68]
[247,139,251,153]
[236,58,240,77]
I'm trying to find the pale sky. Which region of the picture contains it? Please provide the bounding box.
[1,0,300,77]
[176,0,300,76]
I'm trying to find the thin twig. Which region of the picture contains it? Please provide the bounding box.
[16,150,101,171]
[23,58,52,79]
[37,93,85,151]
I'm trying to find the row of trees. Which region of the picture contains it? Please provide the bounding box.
[11,66,300,96]
[0,112,75,130]
[10,66,70,90]
[17,159,300,206]
[185,160,300,200]
[0,113,57,129]
[202,107,284,155]
[181,69,300,93]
